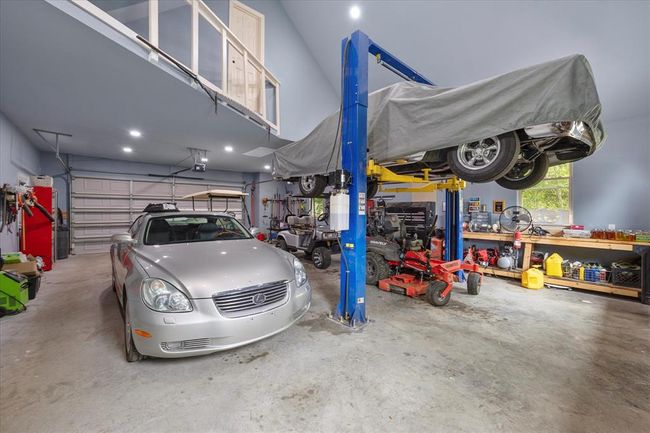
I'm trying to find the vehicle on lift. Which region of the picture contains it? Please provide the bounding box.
[295,120,600,198]
[276,214,340,269]
[110,203,311,362]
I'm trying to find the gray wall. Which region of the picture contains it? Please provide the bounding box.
[0,112,41,252]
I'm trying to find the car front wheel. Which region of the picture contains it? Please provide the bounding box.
[447,132,520,183]
[496,153,549,190]
[123,291,143,362]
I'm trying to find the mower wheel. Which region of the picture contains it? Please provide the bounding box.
[366,252,390,285]
[276,238,288,251]
[467,272,481,295]
[312,246,331,269]
[427,280,451,307]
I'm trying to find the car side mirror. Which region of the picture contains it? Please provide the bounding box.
[249,227,260,236]
[111,233,134,244]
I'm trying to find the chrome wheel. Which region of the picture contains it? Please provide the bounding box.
[300,176,315,191]
[456,137,501,171]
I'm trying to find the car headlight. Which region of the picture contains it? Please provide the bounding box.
[293,258,308,287]
[141,278,192,312]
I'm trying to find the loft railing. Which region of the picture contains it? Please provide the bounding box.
[72,0,280,133]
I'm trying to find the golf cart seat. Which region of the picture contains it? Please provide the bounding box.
[299,215,314,227]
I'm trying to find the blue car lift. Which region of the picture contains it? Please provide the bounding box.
[333,30,464,328]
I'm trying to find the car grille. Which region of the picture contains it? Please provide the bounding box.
[213,280,288,317]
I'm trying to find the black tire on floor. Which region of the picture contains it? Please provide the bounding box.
[367,180,379,199]
[496,153,550,190]
[299,175,328,198]
[447,132,520,183]
[366,252,390,285]
[312,246,331,269]
[467,272,481,295]
[123,290,143,362]
[276,238,288,251]
[426,280,451,307]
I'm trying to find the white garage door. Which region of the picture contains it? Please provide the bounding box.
[71,176,245,254]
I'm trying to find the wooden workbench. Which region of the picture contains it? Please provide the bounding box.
[463,232,650,301]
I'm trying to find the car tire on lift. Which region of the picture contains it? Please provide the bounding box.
[276,238,288,251]
[123,290,144,362]
[366,252,390,285]
[426,280,451,306]
[299,175,328,198]
[367,180,379,199]
[466,272,481,295]
[312,246,331,269]
[496,153,549,190]
[447,132,520,183]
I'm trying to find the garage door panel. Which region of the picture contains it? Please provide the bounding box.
[72,211,130,223]
[73,240,112,254]
[74,225,129,237]
[73,177,130,195]
[72,196,130,209]
[132,181,171,196]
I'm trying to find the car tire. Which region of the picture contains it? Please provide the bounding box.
[447,132,520,183]
[312,246,331,269]
[123,290,143,362]
[426,280,451,307]
[299,175,328,198]
[466,272,481,295]
[276,238,288,251]
[366,252,390,285]
[496,153,550,190]
[367,180,379,199]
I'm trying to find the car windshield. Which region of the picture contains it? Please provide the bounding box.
[144,215,252,245]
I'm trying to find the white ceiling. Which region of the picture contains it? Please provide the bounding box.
[282,0,650,122]
[0,0,287,173]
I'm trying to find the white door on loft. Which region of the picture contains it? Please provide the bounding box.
[228,0,264,115]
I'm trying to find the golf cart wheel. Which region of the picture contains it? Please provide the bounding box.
[366,252,390,286]
[123,290,143,362]
[299,175,328,198]
[496,153,549,190]
[367,180,379,199]
[276,238,288,251]
[467,272,481,295]
[447,132,520,183]
[312,246,331,269]
[426,280,451,307]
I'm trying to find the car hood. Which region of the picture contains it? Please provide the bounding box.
[134,240,295,298]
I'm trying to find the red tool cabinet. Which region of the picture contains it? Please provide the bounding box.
[21,186,54,271]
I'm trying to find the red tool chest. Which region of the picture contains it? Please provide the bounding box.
[22,186,54,271]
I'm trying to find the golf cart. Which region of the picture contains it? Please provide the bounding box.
[275,214,339,269]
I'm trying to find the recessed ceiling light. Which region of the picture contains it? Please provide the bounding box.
[129,129,142,138]
[200,157,209,162]
[350,5,361,20]
[264,164,271,170]
[123,147,133,153]
[224,145,234,152]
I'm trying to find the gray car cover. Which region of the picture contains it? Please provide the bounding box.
[273,54,604,178]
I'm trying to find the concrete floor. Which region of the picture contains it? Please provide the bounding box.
[1,253,648,433]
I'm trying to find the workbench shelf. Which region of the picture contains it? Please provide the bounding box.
[464,232,649,302]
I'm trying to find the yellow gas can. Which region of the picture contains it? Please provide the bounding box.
[545,253,564,277]
[522,268,545,290]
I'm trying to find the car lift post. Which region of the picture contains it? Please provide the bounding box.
[333,30,438,328]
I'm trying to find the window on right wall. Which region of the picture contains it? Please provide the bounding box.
[519,163,573,226]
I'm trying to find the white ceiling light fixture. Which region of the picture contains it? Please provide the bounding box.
[128,129,142,138]
[224,145,234,152]
[264,164,271,170]
[122,146,133,153]
[349,5,361,20]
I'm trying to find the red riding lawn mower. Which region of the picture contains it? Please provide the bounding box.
[366,218,483,307]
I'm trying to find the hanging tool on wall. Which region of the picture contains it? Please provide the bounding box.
[0,184,55,234]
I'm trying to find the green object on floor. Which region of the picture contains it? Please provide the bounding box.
[1,252,22,264]
[0,270,29,316]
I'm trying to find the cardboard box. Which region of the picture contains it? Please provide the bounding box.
[1,260,40,277]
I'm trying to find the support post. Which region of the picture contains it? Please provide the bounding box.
[333,31,369,327]
[444,189,464,281]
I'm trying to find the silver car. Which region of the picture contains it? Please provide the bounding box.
[110,209,311,361]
